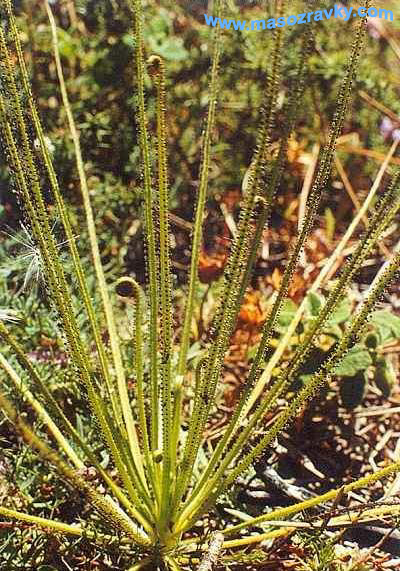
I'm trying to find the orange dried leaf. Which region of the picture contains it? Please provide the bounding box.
[198,250,227,284]
[238,291,267,327]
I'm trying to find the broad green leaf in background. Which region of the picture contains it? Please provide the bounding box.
[373,357,396,398]
[306,291,324,317]
[277,299,298,328]
[334,344,372,377]
[149,37,189,61]
[327,296,351,326]
[370,310,400,343]
[142,8,189,61]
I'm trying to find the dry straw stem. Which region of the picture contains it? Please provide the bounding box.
[358,89,400,124]
[298,143,320,264]
[337,144,400,166]
[334,153,392,258]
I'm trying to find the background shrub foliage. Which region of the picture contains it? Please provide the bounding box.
[0,0,400,569]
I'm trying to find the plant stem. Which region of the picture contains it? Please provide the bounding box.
[44,0,147,493]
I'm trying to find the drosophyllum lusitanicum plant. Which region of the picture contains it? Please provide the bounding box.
[1,0,400,568]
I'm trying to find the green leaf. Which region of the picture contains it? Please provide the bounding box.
[247,345,258,361]
[56,28,79,60]
[122,33,135,48]
[370,310,400,342]
[299,373,313,384]
[147,12,170,35]
[277,299,298,327]
[373,357,396,398]
[327,297,351,326]
[149,37,189,61]
[247,344,267,367]
[334,344,372,377]
[306,292,324,317]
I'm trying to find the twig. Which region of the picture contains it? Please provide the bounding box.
[320,486,346,532]
[337,144,400,166]
[197,532,224,571]
[334,154,391,257]
[298,143,320,266]
[355,406,400,418]
[220,203,237,238]
[63,0,78,29]
[349,525,397,570]
[358,90,400,124]
[169,212,193,232]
